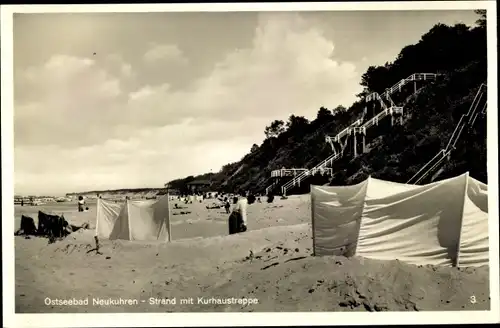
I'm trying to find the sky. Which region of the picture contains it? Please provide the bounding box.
[12,9,480,196]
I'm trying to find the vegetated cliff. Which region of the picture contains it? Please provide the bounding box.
[167,12,488,195]
[330,59,487,187]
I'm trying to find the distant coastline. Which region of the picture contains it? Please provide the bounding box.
[14,187,170,200]
[65,187,169,198]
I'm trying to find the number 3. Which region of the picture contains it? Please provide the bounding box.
[470,296,477,304]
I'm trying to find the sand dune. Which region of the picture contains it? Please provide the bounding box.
[14,195,489,313]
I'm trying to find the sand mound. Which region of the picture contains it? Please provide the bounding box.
[179,250,489,312]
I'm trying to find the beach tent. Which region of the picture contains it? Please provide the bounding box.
[311,172,488,267]
[96,195,171,241]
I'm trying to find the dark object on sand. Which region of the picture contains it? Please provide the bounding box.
[15,213,90,239]
[261,262,279,270]
[15,211,89,243]
[38,211,71,239]
[14,215,37,235]
[87,235,103,255]
[267,195,275,203]
[228,211,246,235]
[247,194,256,204]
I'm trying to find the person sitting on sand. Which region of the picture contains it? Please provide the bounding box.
[206,202,222,210]
[228,194,256,235]
[78,196,85,212]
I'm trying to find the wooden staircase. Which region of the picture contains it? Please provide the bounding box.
[279,73,440,196]
[407,83,487,184]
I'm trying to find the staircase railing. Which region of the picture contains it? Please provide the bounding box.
[266,168,309,194]
[366,73,439,111]
[281,72,440,195]
[325,73,439,145]
[271,168,308,178]
[470,100,487,126]
[445,84,486,151]
[407,150,447,185]
[284,115,366,195]
[384,73,438,97]
[413,150,451,185]
[361,106,400,130]
[407,83,487,184]
[310,167,333,176]
[265,180,280,195]
[325,118,363,145]
[280,152,342,195]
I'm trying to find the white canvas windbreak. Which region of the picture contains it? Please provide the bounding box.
[95,198,123,239]
[311,172,489,267]
[96,195,171,241]
[458,177,489,267]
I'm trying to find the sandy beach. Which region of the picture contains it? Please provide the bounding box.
[14,195,490,313]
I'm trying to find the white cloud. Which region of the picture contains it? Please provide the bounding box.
[14,13,363,195]
[143,43,188,65]
[14,118,263,195]
[121,63,132,77]
[105,53,134,77]
[126,13,361,124]
[15,55,124,147]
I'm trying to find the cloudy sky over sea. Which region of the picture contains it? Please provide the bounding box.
[13,9,479,195]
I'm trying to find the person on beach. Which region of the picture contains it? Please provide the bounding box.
[78,196,85,212]
[228,194,256,235]
[224,197,231,214]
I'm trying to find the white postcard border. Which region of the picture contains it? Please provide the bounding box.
[2,1,498,327]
